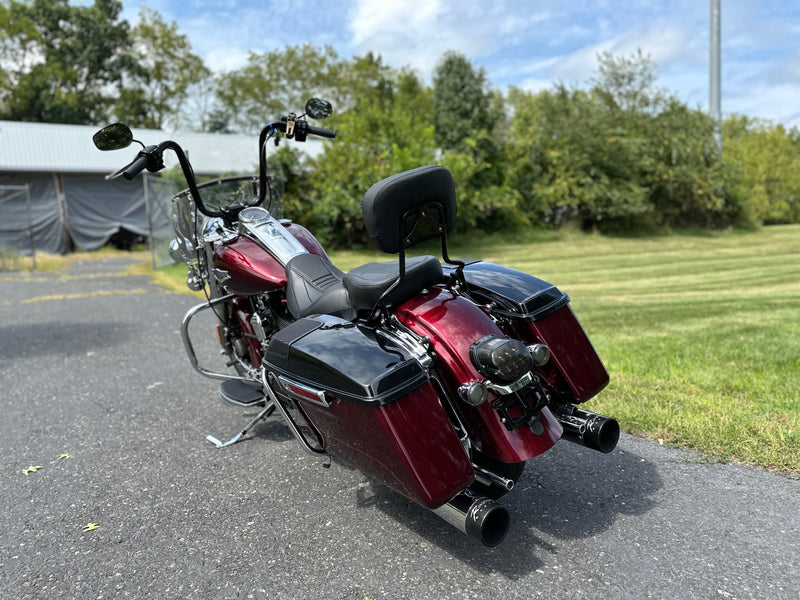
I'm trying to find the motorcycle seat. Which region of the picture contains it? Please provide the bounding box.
[343,255,444,311]
[285,253,355,321]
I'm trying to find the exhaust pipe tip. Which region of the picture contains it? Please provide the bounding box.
[583,414,620,454]
[433,492,511,547]
[465,497,511,547]
[554,407,620,454]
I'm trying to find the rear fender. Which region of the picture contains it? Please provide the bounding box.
[395,289,561,463]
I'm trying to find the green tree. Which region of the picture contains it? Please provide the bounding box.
[432,51,518,230]
[114,8,210,130]
[0,0,136,123]
[723,116,800,225]
[215,44,344,134]
[591,49,663,115]
[644,99,731,228]
[291,59,437,247]
[506,50,740,232]
[432,51,492,151]
[507,84,651,230]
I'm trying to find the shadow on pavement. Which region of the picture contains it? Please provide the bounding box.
[354,438,662,580]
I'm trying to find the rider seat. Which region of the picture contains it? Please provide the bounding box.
[285,253,355,320]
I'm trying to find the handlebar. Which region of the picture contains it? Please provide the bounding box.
[104,145,162,181]
[306,124,336,139]
[268,118,336,141]
[123,151,153,180]
[101,107,336,218]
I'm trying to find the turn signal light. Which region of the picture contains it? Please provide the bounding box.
[528,343,551,366]
[459,381,489,406]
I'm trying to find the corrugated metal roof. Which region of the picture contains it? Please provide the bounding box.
[0,120,259,176]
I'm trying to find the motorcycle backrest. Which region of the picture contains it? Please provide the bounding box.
[361,166,456,254]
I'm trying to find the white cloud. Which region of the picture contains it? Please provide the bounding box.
[204,47,252,73]
[347,0,547,77]
[728,82,800,127]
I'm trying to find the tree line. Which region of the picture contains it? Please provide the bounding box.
[2,0,798,247]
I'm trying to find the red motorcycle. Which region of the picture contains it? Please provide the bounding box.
[93,99,618,546]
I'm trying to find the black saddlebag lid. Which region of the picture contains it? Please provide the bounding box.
[264,315,429,406]
[448,261,570,321]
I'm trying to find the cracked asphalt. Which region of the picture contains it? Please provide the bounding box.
[1,255,798,599]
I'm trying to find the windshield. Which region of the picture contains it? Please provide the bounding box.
[170,175,285,246]
[171,175,285,219]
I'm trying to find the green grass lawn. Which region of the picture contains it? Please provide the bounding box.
[331,226,800,472]
[152,225,800,472]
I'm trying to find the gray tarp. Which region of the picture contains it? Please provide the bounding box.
[0,174,67,254]
[0,172,153,254]
[145,176,182,268]
[62,174,148,251]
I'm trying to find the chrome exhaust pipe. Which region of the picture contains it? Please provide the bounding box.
[553,405,620,454]
[432,491,510,547]
[472,464,514,491]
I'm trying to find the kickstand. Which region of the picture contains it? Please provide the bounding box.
[206,402,275,448]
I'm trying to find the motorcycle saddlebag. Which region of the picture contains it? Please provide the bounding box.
[263,314,474,508]
[457,261,609,403]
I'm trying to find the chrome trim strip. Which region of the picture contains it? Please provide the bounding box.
[277,375,330,407]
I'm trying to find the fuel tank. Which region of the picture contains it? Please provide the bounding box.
[395,289,562,464]
[212,223,328,295]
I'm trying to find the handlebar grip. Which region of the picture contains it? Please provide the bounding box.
[123,153,151,180]
[306,125,336,139]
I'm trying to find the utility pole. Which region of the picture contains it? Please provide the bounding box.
[710,0,721,149]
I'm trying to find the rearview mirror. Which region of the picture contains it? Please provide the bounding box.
[93,123,133,151]
[305,98,333,120]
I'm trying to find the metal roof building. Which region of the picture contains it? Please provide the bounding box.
[0,120,257,175]
[0,121,258,255]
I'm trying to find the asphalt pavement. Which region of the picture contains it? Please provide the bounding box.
[1,255,798,600]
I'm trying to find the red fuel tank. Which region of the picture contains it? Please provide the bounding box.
[213,237,287,294]
[212,225,328,295]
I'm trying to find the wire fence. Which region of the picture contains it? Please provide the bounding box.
[0,184,35,270]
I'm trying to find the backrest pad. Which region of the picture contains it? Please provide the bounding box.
[361,166,457,254]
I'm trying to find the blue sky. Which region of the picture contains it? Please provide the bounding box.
[122,0,800,127]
